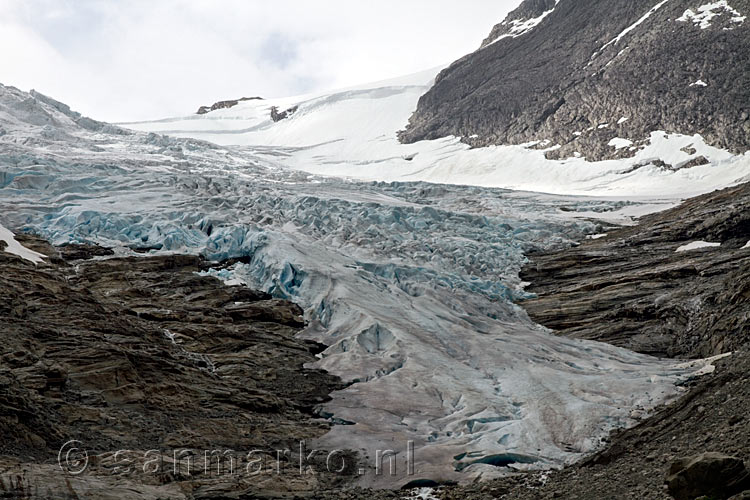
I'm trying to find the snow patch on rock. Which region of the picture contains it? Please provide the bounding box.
[0,224,46,264]
[591,0,669,61]
[484,0,561,46]
[608,137,634,149]
[677,1,746,29]
[675,241,722,252]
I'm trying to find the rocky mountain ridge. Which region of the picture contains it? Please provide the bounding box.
[520,181,750,358]
[400,0,750,161]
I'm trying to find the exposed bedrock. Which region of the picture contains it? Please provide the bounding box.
[196,96,263,114]
[520,181,750,358]
[400,0,750,160]
[0,236,350,499]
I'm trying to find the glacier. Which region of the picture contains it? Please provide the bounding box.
[1,77,747,487]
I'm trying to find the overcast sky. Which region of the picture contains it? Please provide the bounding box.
[0,1,521,122]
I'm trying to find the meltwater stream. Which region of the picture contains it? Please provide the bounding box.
[0,84,719,487]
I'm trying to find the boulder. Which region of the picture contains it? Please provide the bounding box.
[667,452,750,500]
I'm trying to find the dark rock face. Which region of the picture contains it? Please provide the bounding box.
[0,235,349,498]
[667,452,750,500]
[270,105,299,122]
[196,96,263,114]
[400,0,750,160]
[519,182,750,358]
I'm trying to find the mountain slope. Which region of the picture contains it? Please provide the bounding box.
[400,0,750,161]
[0,236,348,498]
[121,72,750,199]
[520,181,750,358]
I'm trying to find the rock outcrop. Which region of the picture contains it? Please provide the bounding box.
[270,105,299,122]
[0,234,351,498]
[519,182,750,358]
[196,96,263,114]
[667,452,750,500]
[400,0,750,160]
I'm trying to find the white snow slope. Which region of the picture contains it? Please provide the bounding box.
[122,67,750,199]
[1,72,747,488]
[0,223,46,264]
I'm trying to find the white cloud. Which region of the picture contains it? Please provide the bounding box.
[0,0,520,121]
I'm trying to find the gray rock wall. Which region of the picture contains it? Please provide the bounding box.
[400,0,750,160]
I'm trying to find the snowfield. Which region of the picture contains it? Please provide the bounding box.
[122,67,750,199]
[1,73,748,487]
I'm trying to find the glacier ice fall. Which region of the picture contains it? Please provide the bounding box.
[2,78,748,487]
